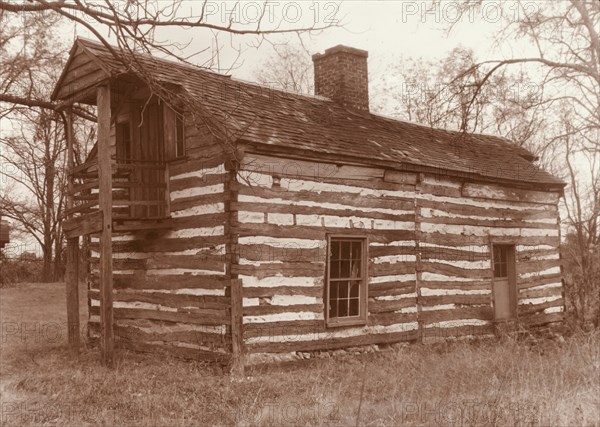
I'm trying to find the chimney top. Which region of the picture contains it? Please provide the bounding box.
[312,45,370,112]
[312,45,368,61]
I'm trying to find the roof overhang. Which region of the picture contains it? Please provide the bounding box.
[51,39,111,104]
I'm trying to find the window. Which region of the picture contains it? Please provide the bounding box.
[326,236,368,326]
[493,244,509,278]
[175,113,185,158]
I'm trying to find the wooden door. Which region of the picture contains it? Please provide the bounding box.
[492,244,517,320]
[137,101,165,218]
[115,120,133,217]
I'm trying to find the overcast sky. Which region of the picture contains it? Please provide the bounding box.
[65,1,538,84]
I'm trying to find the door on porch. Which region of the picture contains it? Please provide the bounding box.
[114,100,167,219]
[492,244,517,320]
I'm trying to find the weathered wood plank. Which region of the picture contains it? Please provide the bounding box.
[97,84,114,367]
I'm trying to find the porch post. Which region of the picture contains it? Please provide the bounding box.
[65,108,80,354]
[97,84,114,367]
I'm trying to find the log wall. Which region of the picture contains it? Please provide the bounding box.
[232,153,564,356]
[87,114,232,363]
[415,175,563,341]
[233,154,421,356]
[87,141,563,361]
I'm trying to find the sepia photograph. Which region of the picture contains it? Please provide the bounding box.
[0,1,598,425]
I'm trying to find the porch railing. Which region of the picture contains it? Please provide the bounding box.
[66,159,169,220]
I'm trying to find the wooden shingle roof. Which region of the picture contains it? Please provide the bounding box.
[57,38,564,188]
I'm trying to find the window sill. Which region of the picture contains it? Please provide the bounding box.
[326,317,367,328]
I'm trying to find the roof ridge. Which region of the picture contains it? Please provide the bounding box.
[76,37,232,80]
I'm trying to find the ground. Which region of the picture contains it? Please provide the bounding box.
[0,282,598,426]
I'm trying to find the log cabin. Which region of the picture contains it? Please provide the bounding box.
[53,39,566,368]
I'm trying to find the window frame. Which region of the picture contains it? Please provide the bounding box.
[325,234,369,327]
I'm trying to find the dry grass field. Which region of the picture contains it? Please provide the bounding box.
[1,282,598,426]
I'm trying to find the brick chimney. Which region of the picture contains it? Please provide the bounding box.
[312,45,369,112]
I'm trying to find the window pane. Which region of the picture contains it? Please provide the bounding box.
[350,280,359,298]
[329,299,337,318]
[351,241,361,260]
[349,298,359,316]
[330,281,338,300]
[340,260,350,278]
[351,258,361,278]
[341,241,351,260]
[331,241,340,261]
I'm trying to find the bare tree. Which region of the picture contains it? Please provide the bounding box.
[254,43,314,93]
[0,0,339,113]
[375,47,545,149]
[438,0,600,327]
[0,109,66,281]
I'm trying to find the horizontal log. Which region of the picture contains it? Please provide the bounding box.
[421,261,492,279]
[518,285,562,300]
[90,306,230,326]
[115,324,229,348]
[370,262,416,277]
[518,273,562,290]
[461,182,559,205]
[420,215,555,230]
[245,329,418,353]
[420,306,493,323]
[63,211,103,238]
[236,181,415,210]
[369,298,416,313]
[169,192,229,212]
[90,273,229,290]
[232,262,325,278]
[517,258,562,275]
[169,173,227,192]
[420,246,489,261]
[145,254,226,271]
[242,286,323,298]
[420,294,491,306]
[518,311,564,326]
[169,156,225,177]
[242,320,325,339]
[89,289,229,311]
[517,298,563,316]
[104,235,228,253]
[368,312,419,326]
[233,222,416,242]
[368,282,416,297]
[236,243,323,263]
[421,324,495,341]
[369,245,416,257]
[418,198,557,221]
[240,153,388,183]
[243,303,322,317]
[116,340,230,364]
[232,201,415,222]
